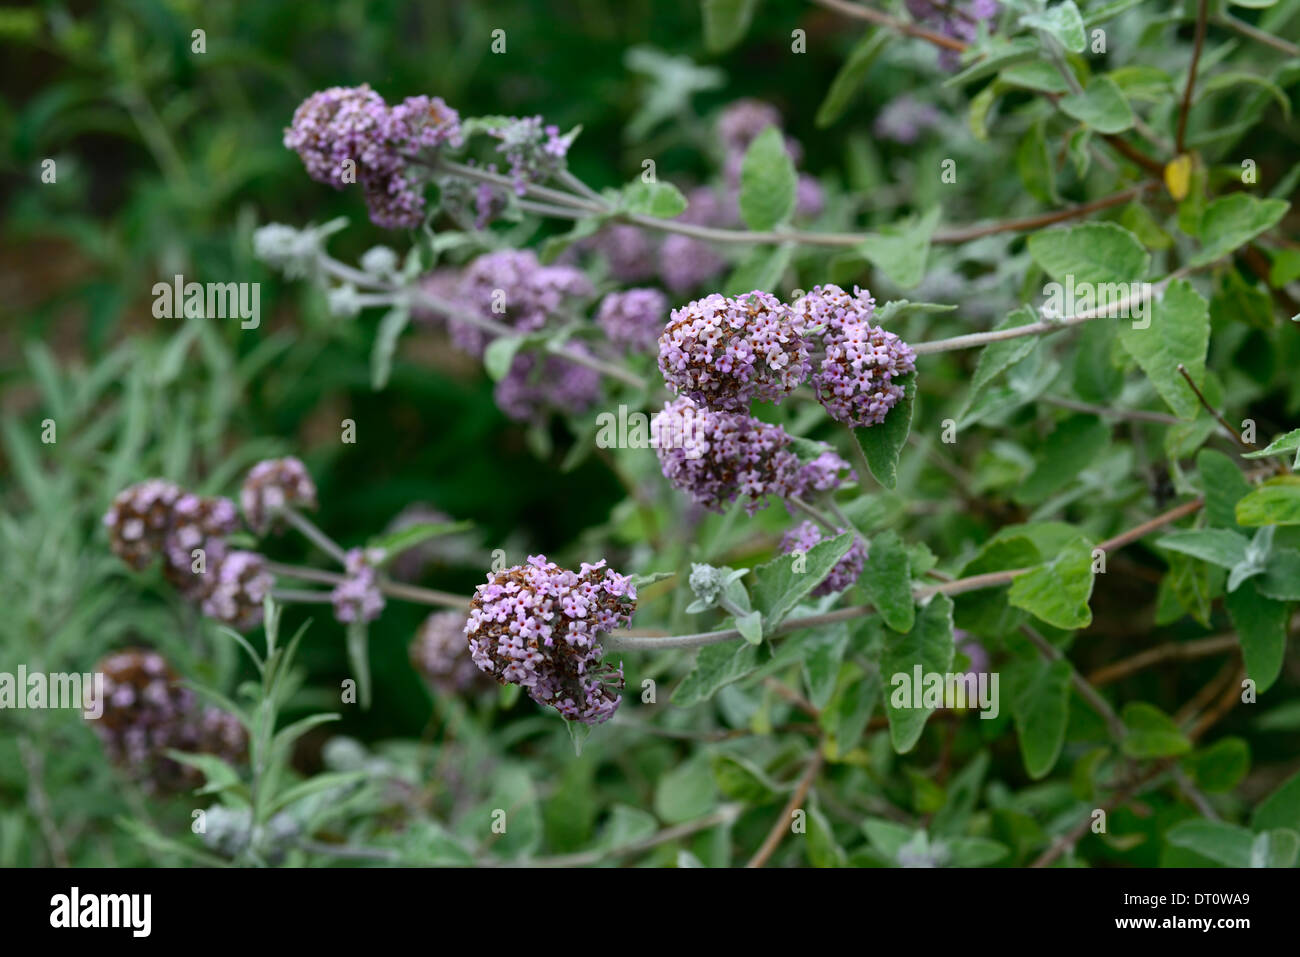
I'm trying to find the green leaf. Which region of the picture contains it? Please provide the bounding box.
[856,372,916,489]
[1008,535,1096,629]
[1121,702,1192,758]
[816,29,888,128]
[862,530,914,632]
[370,305,411,390]
[622,179,688,218]
[1028,222,1150,286]
[1188,194,1290,268]
[1010,658,1072,779]
[805,798,847,867]
[1259,549,1300,600]
[735,609,764,645]
[948,837,1010,866]
[671,640,762,707]
[711,753,779,803]
[1059,76,1135,133]
[963,306,1039,413]
[701,0,757,53]
[1225,578,1288,692]
[539,216,603,263]
[345,618,372,710]
[1254,770,1300,832]
[1165,551,1214,627]
[1236,478,1300,526]
[1021,1,1087,52]
[484,335,525,382]
[854,207,940,288]
[738,126,796,231]
[164,751,248,802]
[268,770,368,816]
[1182,737,1250,793]
[1016,119,1057,205]
[801,622,850,709]
[820,662,880,760]
[1012,415,1110,505]
[1166,820,1256,867]
[1199,448,1252,529]
[752,531,856,626]
[882,594,955,753]
[654,754,717,824]
[1199,71,1291,122]
[1118,279,1210,420]
[1243,427,1300,466]
[1155,528,1250,569]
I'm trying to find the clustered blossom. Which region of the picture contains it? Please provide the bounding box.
[284,84,462,229]
[91,648,247,794]
[652,397,853,515]
[905,0,1001,70]
[659,291,811,411]
[874,95,945,144]
[717,98,785,155]
[240,456,318,534]
[465,556,635,724]
[331,548,386,624]
[659,187,732,294]
[578,224,657,283]
[495,350,602,423]
[486,115,573,194]
[779,521,869,596]
[795,284,917,428]
[105,480,273,631]
[410,610,487,696]
[596,287,669,352]
[447,249,592,356]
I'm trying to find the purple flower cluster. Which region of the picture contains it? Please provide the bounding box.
[652,397,853,515]
[659,291,811,411]
[465,556,635,724]
[410,610,487,696]
[578,224,658,283]
[486,116,572,194]
[717,99,785,155]
[284,84,462,229]
[92,648,247,794]
[241,456,318,534]
[105,480,273,631]
[779,521,869,596]
[659,187,733,294]
[495,349,602,424]
[905,0,1001,70]
[795,284,916,428]
[874,95,945,144]
[448,249,592,356]
[596,287,669,353]
[331,548,386,624]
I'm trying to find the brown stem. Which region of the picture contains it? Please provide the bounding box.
[1088,634,1239,686]
[1177,0,1210,154]
[1176,363,1249,449]
[810,0,969,52]
[746,751,826,868]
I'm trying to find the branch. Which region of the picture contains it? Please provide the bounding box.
[1177,0,1210,154]
[810,0,969,52]
[1217,12,1300,57]
[745,751,826,868]
[1087,633,1239,686]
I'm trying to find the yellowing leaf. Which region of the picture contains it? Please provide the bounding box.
[1164,154,1193,202]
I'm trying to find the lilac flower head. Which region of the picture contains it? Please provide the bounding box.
[955,629,990,675]
[241,457,319,534]
[717,99,783,155]
[161,494,239,599]
[580,224,658,283]
[410,610,487,696]
[494,349,602,424]
[450,249,592,356]
[331,548,386,624]
[658,187,731,293]
[796,174,825,219]
[465,555,636,724]
[202,549,274,631]
[486,116,573,195]
[597,287,670,353]
[104,479,185,570]
[874,95,945,144]
[779,521,868,596]
[92,648,247,794]
[794,284,917,428]
[658,291,811,411]
[787,449,855,502]
[905,0,1001,70]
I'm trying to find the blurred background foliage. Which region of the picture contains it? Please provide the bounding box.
[2,0,1299,867]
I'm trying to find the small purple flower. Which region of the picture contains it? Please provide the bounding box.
[904,0,1001,71]
[410,610,488,696]
[658,187,731,293]
[779,521,868,596]
[485,115,573,195]
[717,99,784,155]
[331,548,386,624]
[596,287,669,353]
[241,457,318,535]
[579,224,658,283]
[658,291,811,411]
[494,349,602,423]
[449,249,592,357]
[202,548,274,631]
[874,95,945,144]
[465,555,635,724]
[104,479,185,570]
[794,284,917,428]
